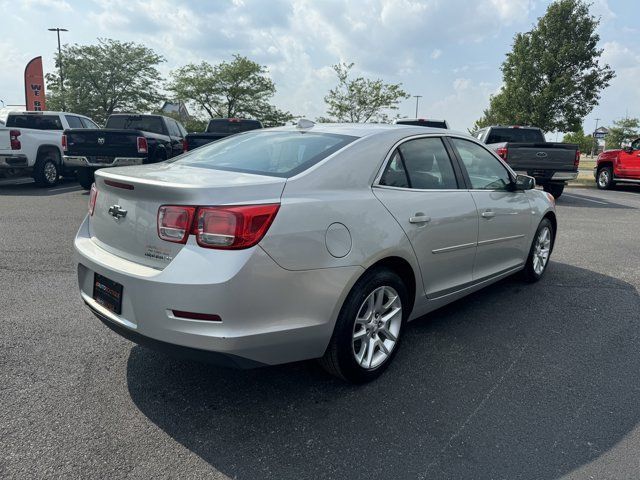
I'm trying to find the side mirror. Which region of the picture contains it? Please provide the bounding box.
[514,174,535,190]
[623,146,633,153]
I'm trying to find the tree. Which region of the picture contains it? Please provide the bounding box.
[323,62,410,123]
[605,118,640,149]
[168,55,293,127]
[473,0,615,133]
[562,126,595,154]
[46,38,165,124]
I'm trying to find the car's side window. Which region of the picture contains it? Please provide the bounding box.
[80,117,99,129]
[398,138,458,190]
[65,115,84,128]
[631,139,640,151]
[380,150,410,188]
[451,138,512,191]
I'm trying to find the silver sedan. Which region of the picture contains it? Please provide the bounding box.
[74,122,556,383]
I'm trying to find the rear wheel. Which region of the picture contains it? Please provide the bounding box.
[522,218,554,282]
[596,166,614,190]
[33,152,60,187]
[319,268,408,383]
[77,168,95,190]
[543,182,565,199]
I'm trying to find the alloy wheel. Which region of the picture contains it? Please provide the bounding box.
[598,170,609,188]
[44,161,57,184]
[533,226,551,275]
[352,286,402,370]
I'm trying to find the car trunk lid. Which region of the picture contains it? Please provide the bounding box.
[89,163,286,269]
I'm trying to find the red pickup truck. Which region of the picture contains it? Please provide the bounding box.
[595,138,640,189]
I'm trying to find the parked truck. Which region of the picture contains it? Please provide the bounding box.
[594,138,640,189]
[0,111,99,187]
[63,114,188,189]
[473,125,580,199]
[184,118,263,151]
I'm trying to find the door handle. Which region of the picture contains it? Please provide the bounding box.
[481,210,496,219]
[409,215,431,224]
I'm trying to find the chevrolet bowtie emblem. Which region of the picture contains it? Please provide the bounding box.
[108,205,127,220]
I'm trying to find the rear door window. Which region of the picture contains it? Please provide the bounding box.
[65,115,84,129]
[80,118,99,129]
[106,116,166,135]
[206,119,263,134]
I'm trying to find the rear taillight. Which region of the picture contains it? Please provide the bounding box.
[156,204,280,249]
[158,206,196,244]
[194,204,280,249]
[88,183,98,216]
[9,130,21,150]
[574,150,580,168]
[182,138,188,152]
[496,146,508,160]
[61,134,67,152]
[137,136,148,154]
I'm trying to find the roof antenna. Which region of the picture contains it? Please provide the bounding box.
[296,118,315,130]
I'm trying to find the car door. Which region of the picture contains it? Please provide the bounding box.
[373,136,479,298]
[166,119,185,158]
[618,139,640,178]
[448,137,532,281]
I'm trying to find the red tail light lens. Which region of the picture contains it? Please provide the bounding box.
[137,136,148,154]
[194,204,280,249]
[9,130,21,150]
[575,150,581,168]
[88,183,98,216]
[61,134,67,152]
[496,146,508,160]
[158,206,196,244]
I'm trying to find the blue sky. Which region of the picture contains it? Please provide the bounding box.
[0,0,637,134]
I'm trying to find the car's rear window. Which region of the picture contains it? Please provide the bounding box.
[396,120,448,129]
[106,116,165,135]
[486,128,545,143]
[6,114,62,130]
[174,131,357,177]
[206,119,262,134]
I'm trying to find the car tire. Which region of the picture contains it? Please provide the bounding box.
[543,182,565,199]
[77,168,95,190]
[33,152,60,187]
[319,268,408,383]
[522,218,554,283]
[596,166,614,190]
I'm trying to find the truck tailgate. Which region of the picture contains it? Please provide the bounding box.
[506,142,578,171]
[65,129,142,157]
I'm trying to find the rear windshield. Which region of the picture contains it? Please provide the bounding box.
[106,116,165,135]
[174,131,357,178]
[486,128,544,143]
[6,114,62,130]
[206,119,263,134]
[396,120,448,129]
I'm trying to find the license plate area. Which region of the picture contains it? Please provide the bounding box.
[93,273,123,315]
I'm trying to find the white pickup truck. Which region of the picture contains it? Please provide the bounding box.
[0,111,99,187]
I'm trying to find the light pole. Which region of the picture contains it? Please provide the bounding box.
[591,118,600,157]
[48,27,68,110]
[413,95,422,118]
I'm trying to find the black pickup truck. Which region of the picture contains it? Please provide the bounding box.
[184,118,263,151]
[63,114,188,189]
[473,125,580,198]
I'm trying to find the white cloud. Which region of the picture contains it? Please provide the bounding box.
[430,49,442,60]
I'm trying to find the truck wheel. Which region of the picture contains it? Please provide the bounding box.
[543,183,565,199]
[33,152,61,187]
[319,268,408,383]
[596,166,613,190]
[77,169,95,190]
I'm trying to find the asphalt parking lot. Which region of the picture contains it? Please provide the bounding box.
[1,181,639,479]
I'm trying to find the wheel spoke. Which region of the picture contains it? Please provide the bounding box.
[380,326,397,342]
[377,338,390,355]
[365,338,375,368]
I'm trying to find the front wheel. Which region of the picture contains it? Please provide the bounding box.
[522,218,554,282]
[77,168,95,190]
[319,268,408,383]
[596,166,613,190]
[543,182,565,199]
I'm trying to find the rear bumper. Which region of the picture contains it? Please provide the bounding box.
[74,216,361,366]
[64,155,144,168]
[514,170,578,182]
[0,154,29,168]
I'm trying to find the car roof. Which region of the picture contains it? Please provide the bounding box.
[7,111,91,118]
[268,122,465,139]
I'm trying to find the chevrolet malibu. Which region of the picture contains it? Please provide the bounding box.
[75,122,556,383]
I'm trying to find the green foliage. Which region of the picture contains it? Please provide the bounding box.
[474,0,615,132]
[562,126,596,153]
[167,55,293,127]
[46,38,165,124]
[323,63,410,123]
[605,118,640,149]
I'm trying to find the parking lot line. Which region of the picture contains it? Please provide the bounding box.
[563,194,609,205]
